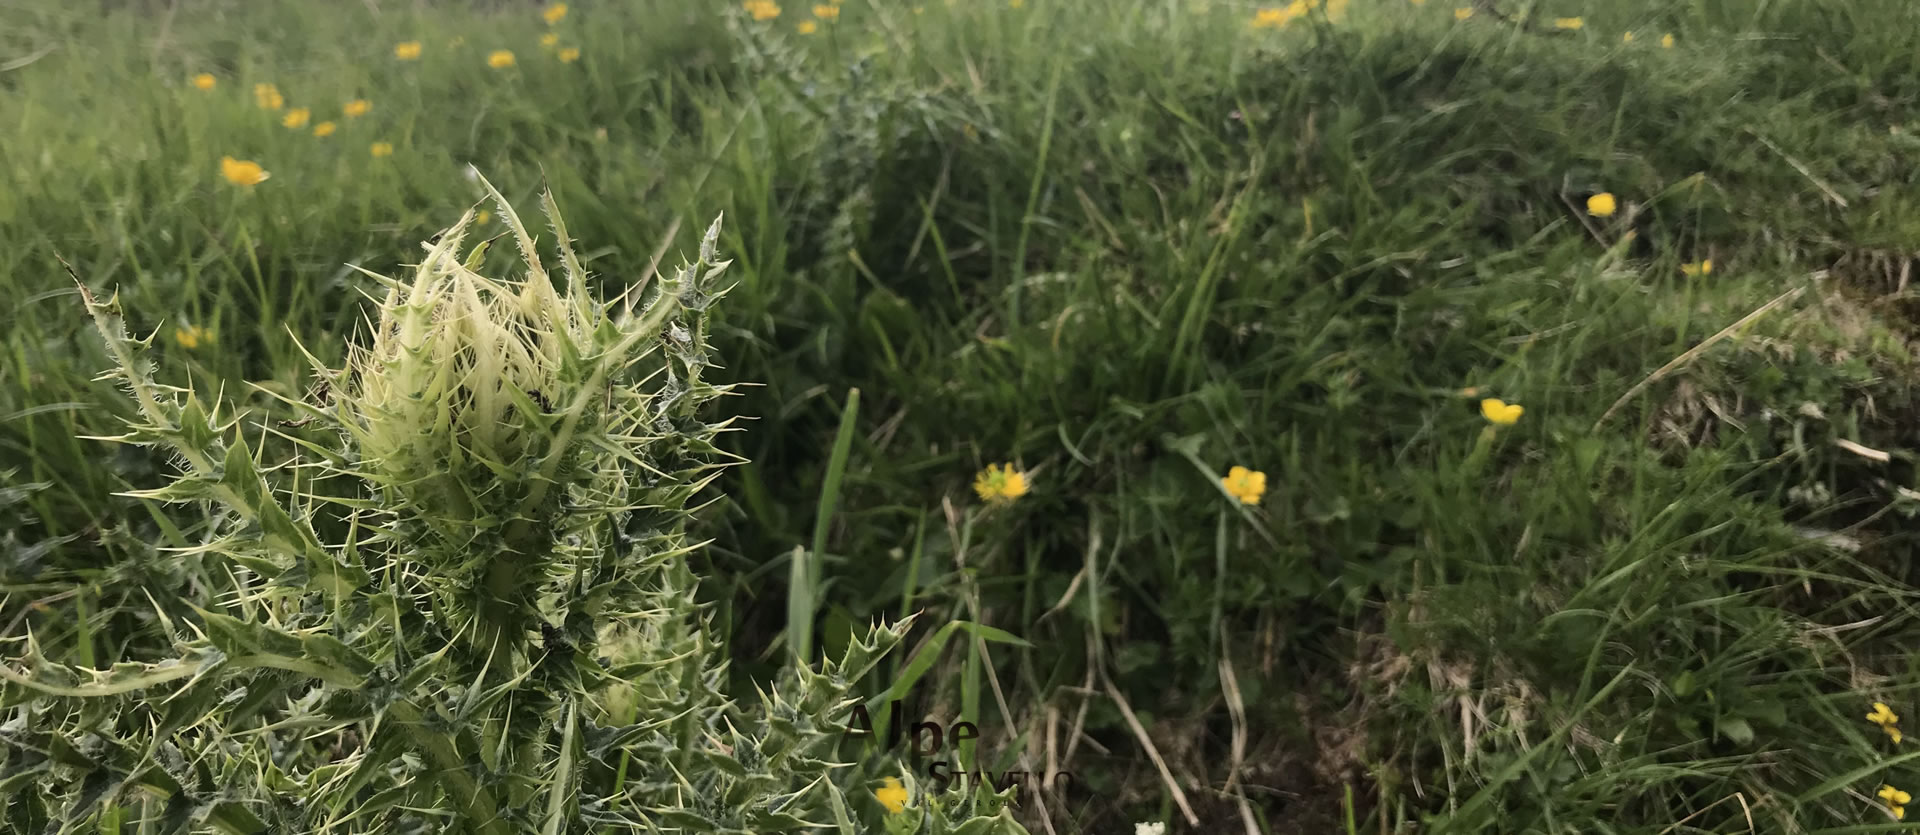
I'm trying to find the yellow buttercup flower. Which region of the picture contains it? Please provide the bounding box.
[744,0,782,20]
[1454,7,1473,20]
[973,463,1029,505]
[488,50,516,68]
[1587,192,1617,217]
[1622,31,1635,43]
[541,32,560,47]
[173,324,213,349]
[475,209,493,225]
[875,777,909,814]
[1252,1,1308,28]
[1009,0,1024,7]
[1554,16,1584,30]
[253,83,284,110]
[814,3,839,18]
[1661,33,1674,48]
[543,2,569,24]
[191,73,216,90]
[1879,785,1910,820]
[395,40,424,60]
[281,107,310,129]
[1868,701,1903,743]
[312,121,337,137]
[344,99,371,118]
[370,141,394,158]
[559,47,581,63]
[1680,259,1713,277]
[798,20,819,33]
[1480,398,1524,425]
[219,156,269,186]
[1221,466,1268,506]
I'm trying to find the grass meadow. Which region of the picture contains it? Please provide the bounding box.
[6,0,1920,832]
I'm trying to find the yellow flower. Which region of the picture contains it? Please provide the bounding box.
[744,0,782,20]
[1454,6,1473,19]
[1681,259,1713,277]
[1251,8,1285,27]
[370,141,394,158]
[281,107,310,129]
[488,50,516,68]
[1251,2,1307,28]
[1622,31,1635,43]
[543,2,569,24]
[541,32,560,47]
[814,3,839,18]
[1009,0,1024,7]
[875,777,909,814]
[1586,192,1617,217]
[344,99,371,118]
[219,156,269,186]
[191,73,216,90]
[312,121,337,137]
[253,83,284,110]
[797,20,819,33]
[1866,702,1896,748]
[1661,33,1674,48]
[395,40,424,60]
[1553,16,1584,30]
[173,324,213,349]
[475,209,493,225]
[559,47,581,63]
[1221,466,1268,506]
[1880,785,1911,819]
[972,463,1029,505]
[1480,398,1524,425]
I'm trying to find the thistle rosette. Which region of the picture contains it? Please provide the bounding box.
[3,174,1027,835]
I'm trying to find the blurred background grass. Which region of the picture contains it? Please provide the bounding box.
[5,0,1920,831]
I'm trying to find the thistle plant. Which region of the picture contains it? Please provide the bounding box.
[0,175,1025,835]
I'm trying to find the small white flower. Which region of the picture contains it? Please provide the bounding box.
[1135,824,1167,835]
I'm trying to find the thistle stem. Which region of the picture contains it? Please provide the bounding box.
[390,700,513,835]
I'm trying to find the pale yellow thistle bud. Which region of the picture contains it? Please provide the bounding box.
[338,171,728,586]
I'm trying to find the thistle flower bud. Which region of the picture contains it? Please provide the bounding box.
[337,173,729,617]
[346,213,579,539]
